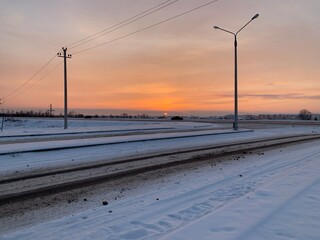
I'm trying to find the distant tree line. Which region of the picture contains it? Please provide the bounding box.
[0,110,84,118]
[0,109,318,121]
[0,110,153,119]
[0,110,54,118]
[216,109,318,121]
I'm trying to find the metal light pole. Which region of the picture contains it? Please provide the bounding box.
[214,14,259,130]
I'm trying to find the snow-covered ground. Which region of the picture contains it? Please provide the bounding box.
[0,118,318,176]
[0,118,214,136]
[0,118,320,239]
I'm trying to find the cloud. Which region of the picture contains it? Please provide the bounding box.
[219,93,320,100]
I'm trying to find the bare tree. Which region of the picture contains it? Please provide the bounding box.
[298,109,312,120]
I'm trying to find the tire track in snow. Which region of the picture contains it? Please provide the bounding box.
[109,151,320,240]
[165,151,320,240]
[6,142,319,240]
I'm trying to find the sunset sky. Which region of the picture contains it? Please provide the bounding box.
[0,0,319,115]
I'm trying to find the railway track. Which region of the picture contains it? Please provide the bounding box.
[1,133,320,205]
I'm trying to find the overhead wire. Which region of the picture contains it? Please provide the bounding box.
[68,0,177,49]
[73,0,219,55]
[4,1,179,102]
[6,61,63,102]
[4,54,57,100]
[5,0,219,103]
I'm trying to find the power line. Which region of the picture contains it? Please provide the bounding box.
[26,61,63,92]
[6,61,63,102]
[3,1,178,103]
[68,0,177,49]
[4,0,219,107]
[4,54,57,100]
[73,0,219,55]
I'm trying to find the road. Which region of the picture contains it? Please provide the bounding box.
[0,122,320,239]
[1,137,320,239]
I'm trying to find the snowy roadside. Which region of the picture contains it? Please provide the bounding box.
[1,139,320,239]
[0,118,216,137]
[0,119,320,239]
[0,121,319,175]
[164,142,320,240]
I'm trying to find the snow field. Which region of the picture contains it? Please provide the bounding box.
[1,139,320,239]
[0,118,320,239]
[165,143,320,240]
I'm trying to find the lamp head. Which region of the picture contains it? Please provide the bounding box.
[213,26,220,30]
[252,14,259,20]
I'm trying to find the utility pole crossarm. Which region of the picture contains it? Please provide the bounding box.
[57,47,72,59]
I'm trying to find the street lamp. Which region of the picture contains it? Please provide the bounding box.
[214,14,259,130]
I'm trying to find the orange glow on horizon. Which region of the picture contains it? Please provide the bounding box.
[1,1,320,115]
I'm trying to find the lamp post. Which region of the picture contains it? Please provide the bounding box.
[214,14,259,130]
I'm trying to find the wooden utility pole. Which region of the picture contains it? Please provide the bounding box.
[57,47,72,129]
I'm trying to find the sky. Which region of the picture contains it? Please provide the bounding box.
[0,0,319,116]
